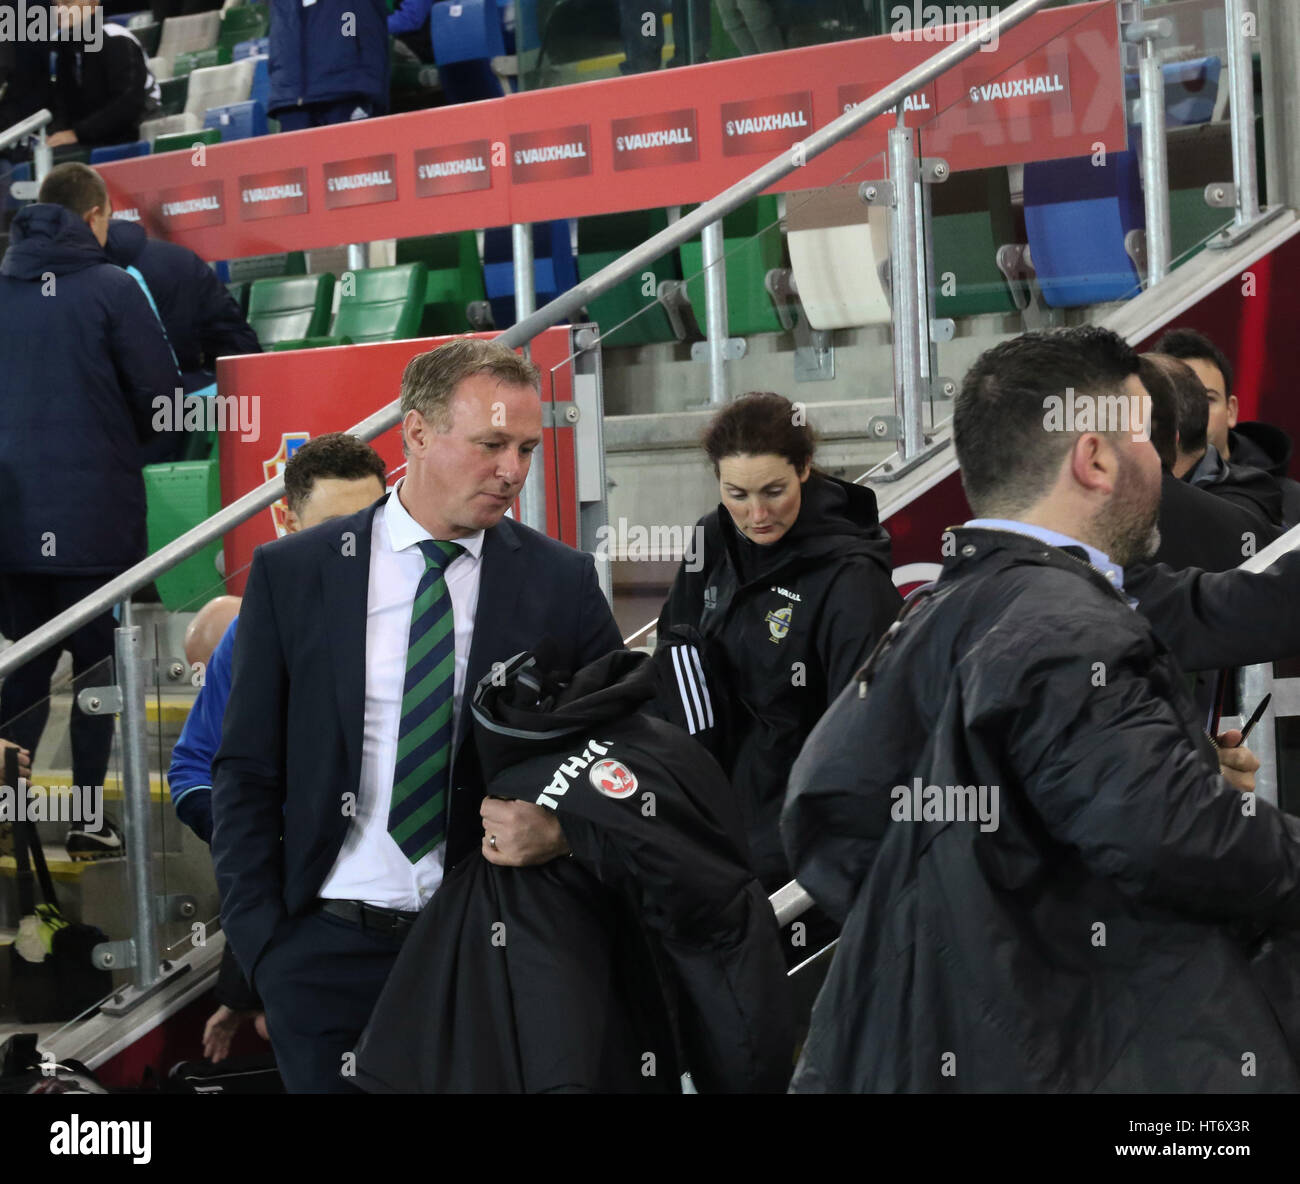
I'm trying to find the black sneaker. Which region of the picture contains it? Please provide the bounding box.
[66,816,124,861]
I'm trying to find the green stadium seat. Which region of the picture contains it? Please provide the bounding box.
[395,233,485,336]
[247,274,337,346]
[331,263,428,344]
[158,76,189,116]
[1166,116,1265,267]
[930,167,1019,319]
[218,5,269,54]
[680,196,785,336]
[153,127,221,154]
[144,458,223,612]
[577,210,681,347]
[227,251,307,283]
[267,336,353,351]
[174,46,231,77]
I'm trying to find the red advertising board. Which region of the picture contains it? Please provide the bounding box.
[238,167,309,221]
[213,327,581,593]
[611,108,700,171]
[98,1,1123,261]
[413,139,494,197]
[322,154,399,209]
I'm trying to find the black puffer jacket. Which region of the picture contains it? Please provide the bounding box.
[1230,421,1300,528]
[658,472,900,890]
[784,528,1300,1093]
[355,647,794,1093]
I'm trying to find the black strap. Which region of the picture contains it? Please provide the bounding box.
[5,746,58,915]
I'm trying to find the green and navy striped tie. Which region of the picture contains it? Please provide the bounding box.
[389,539,463,862]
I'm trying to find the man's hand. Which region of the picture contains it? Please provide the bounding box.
[481,796,569,866]
[1215,728,1259,793]
[1,739,31,781]
[47,130,78,147]
[203,1005,244,1063]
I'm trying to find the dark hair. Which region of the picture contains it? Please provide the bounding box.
[954,327,1141,517]
[1149,353,1208,457]
[1137,355,1178,471]
[284,432,387,517]
[38,162,108,218]
[701,392,815,475]
[1152,327,1234,398]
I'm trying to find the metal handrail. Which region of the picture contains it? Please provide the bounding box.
[0,0,1059,683]
[0,108,52,153]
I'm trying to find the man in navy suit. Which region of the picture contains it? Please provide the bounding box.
[211,339,624,1092]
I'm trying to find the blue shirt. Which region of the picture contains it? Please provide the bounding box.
[167,615,238,842]
[388,0,432,35]
[964,519,1136,608]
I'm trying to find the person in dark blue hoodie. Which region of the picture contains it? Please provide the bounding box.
[0,162,180,858]
[105,218,261,397]
[268,0,391,130]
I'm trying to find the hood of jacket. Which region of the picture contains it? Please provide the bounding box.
[0,203,107,280]
[104,218,148,268]
[1230,420,1294,479]
[1184,442,1284,527]
[471,647,657,781]
[718,471,893,588]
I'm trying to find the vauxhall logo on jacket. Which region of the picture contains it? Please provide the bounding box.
[536,740,640,808]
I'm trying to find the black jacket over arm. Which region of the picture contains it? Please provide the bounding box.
[210,498,624,989]
[356,649,793,1093]
[1129,545,1300,671]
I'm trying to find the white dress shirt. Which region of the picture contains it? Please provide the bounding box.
[318,481,483,910]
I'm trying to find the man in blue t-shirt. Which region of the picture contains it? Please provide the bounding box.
[168,433,387,1061]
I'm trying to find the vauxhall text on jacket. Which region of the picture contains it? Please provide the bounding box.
[356,647,794,1093]
[783,528,1300,1092]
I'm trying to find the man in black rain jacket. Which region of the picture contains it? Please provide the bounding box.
[784,328,1300,1093]
[355,645,793,1093]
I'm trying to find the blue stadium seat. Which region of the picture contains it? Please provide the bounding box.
[1022,129,1145,308]
[432,0,507,102]
[1124,55,1221,128]
[203,100,269,141]
[432,0,505,62]
[90,140,151,163]
[482,221,577,328]
[232,36,269,60]
[249,56,270,110]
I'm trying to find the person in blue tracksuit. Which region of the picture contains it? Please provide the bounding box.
[267,0,391,129]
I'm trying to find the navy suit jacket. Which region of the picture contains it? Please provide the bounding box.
[211,495,624,987]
